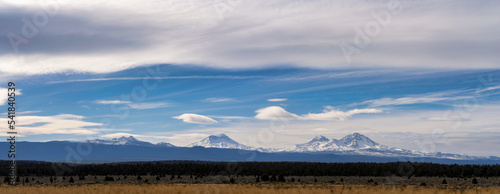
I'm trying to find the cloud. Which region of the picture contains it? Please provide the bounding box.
[0,88,21,105]
[173,113,218,124]
[267,98,288,102]
[477,85,500,93]
[95,100,168,109]
[358,90,472,107]
[127,102,169,110]
[203,98,234,103]
[255,106,300,120]
[95,100,131,104]
[303,106,383,121]
[255,106,382,121]
[0,114,109,135]
[101,133,141,138]
[1,0,500,76]
[47,76,262,84]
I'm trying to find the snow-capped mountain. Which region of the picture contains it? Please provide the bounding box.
[288,133,483,160]
[294,135,333,152]
[82,134,494,161]
[188,133,253,150]
[86,136,175,147]
[156,142,176,147]
[337,133,380,148]
[292,133,384,152]
[9,133,498,163]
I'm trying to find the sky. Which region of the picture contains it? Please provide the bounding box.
[1,0,500,156]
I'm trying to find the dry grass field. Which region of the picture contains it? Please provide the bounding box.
[1,184,500,194]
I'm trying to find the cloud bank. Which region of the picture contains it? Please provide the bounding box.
[255,106,382,121]
[1,0,499,75]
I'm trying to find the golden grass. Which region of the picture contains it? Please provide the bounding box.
[1,184,499,194]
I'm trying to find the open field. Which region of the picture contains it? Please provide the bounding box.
[1,184,500,194]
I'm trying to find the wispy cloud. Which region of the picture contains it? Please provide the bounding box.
[48,76,263,84]
[2,0,499,76]
[203,98,234,103]
[101,133,142,138]
[0,114,113,135]
[477,85,500,93]
[0,88,21,105]
[95,100,168,110]
[173,113,218,124]
[255,106,382,121]
[358,90,472,107]
[127,102,169,110]
[302,106,383,121]
[95,100,131,104]
[267,98,288,102]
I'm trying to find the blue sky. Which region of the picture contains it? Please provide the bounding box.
[2,66,500,156]
[1,0,500,156]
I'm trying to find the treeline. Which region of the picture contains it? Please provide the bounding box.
[1,161,499,178]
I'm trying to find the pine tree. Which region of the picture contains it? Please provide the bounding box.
[442,179,447,184]
[472,178,478,184]
[260,174,269,181]
[69,177,74,183]
[104,176,114,181]
[270,175,277,182]
[278,174,285,182]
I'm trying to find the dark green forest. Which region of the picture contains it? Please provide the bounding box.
[1,161,499,178]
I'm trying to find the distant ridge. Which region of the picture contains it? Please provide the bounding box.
[86,136,175,147]
[7,133,498,163]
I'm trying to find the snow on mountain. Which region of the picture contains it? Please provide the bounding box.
[81,134,490,161]
[291,133,384,152]
[288,133,483,160]
[86,136,175,147]
[294,135,333,152]
[156,142,176,147]
[188,133,253,150]
[337,133,380,148]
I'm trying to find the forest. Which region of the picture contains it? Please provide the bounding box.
[1,160,499,178]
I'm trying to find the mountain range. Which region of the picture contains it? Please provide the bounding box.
[75,133,494,161]
[1,133,498,164]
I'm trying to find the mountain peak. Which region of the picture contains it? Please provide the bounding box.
[308,135,330,143]
[188,134,253,150]
[156,142,175,147]
[86,136,153,146]
[338,133,379,148]
[116,136,139,141]
[212,133,229,138]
